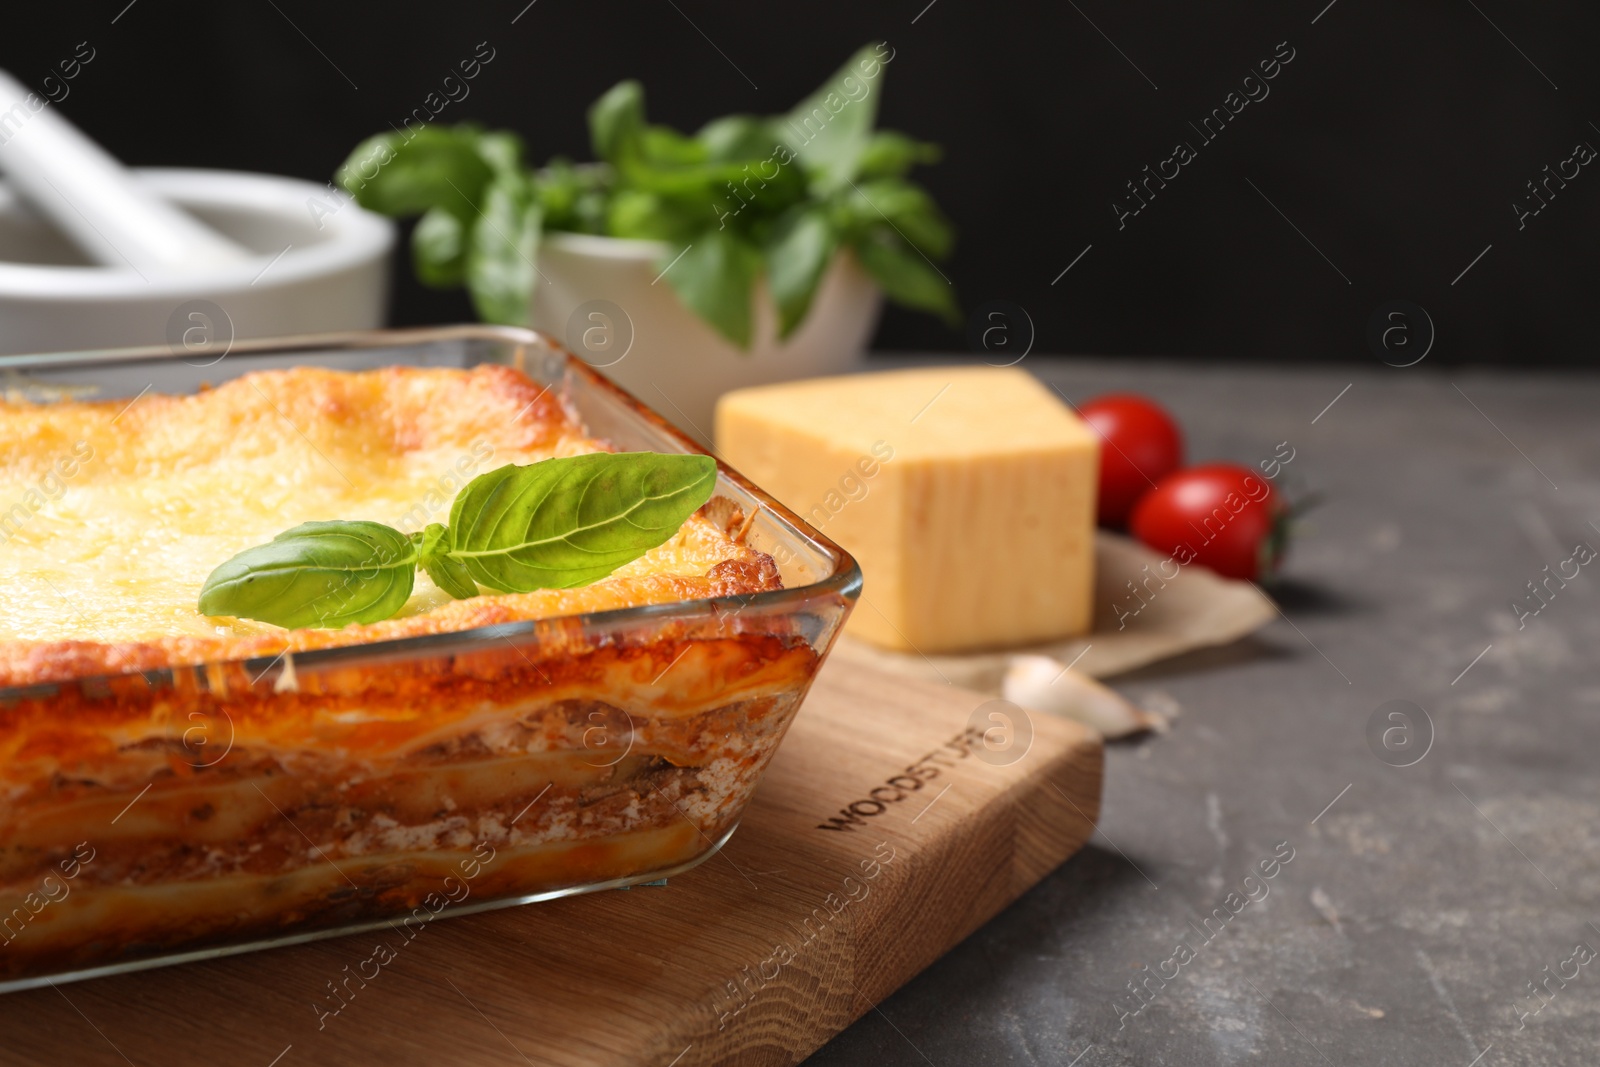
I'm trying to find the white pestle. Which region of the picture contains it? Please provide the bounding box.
[0,69,250,274]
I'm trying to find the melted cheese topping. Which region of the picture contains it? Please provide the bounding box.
[0,365,762,647]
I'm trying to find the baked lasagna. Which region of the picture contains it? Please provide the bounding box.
[0,364,828,983]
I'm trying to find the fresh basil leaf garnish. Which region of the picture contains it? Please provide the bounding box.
[196,453,719,629]
[198,521,417,629]
[415,522,479,600]
[446,452,718,592]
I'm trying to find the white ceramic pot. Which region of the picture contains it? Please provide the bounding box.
[531,232,882,443]
[0,168,393,356]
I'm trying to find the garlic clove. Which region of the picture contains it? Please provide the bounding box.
[1001,653,1169,738]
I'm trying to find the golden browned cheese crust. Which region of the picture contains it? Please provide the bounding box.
[0,364,780,687]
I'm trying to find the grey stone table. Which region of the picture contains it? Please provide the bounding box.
[807,355,1600,1067]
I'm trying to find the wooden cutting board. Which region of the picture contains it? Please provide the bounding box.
[0,658,1102,1067]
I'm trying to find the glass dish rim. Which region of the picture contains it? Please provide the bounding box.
[0,323,863,696]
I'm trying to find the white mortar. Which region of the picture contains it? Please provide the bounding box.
[0,168,393,356]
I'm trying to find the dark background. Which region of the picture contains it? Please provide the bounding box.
[5,0,1597,362]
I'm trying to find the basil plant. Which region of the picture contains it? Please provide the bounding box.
[335,43,956,348]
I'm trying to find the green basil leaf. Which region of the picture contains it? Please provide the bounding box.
[198,521,417,630]
[336,126,493,218]
[572,188,610,234]
[589,80,646,167]
[624,160,753,202]
[854,231,960,326]
[697,115,774,162]
[467,175,543,326]
[662,230,760,349]
[714,161,812,226]
[415,522,479,599]
[536,158,612,234]
[533,158,580,225]
[776,43,886,195]
[412,206,469,288]
[857,131,941,179]
[446,452,718,592]
[643,125,708,166]
[765,205,838,339]
[891,204,954,263]
[475,130,528,178]
[835,179,953,259]
[607,189,699,242]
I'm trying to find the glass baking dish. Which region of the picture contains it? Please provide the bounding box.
[0,325,860,993]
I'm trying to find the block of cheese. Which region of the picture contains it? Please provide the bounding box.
[716,367,1099,654]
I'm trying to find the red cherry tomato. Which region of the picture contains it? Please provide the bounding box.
[1129,464,1288,581]
[1078,394,1185,527]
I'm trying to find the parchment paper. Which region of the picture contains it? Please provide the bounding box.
[831,531,1278,692]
